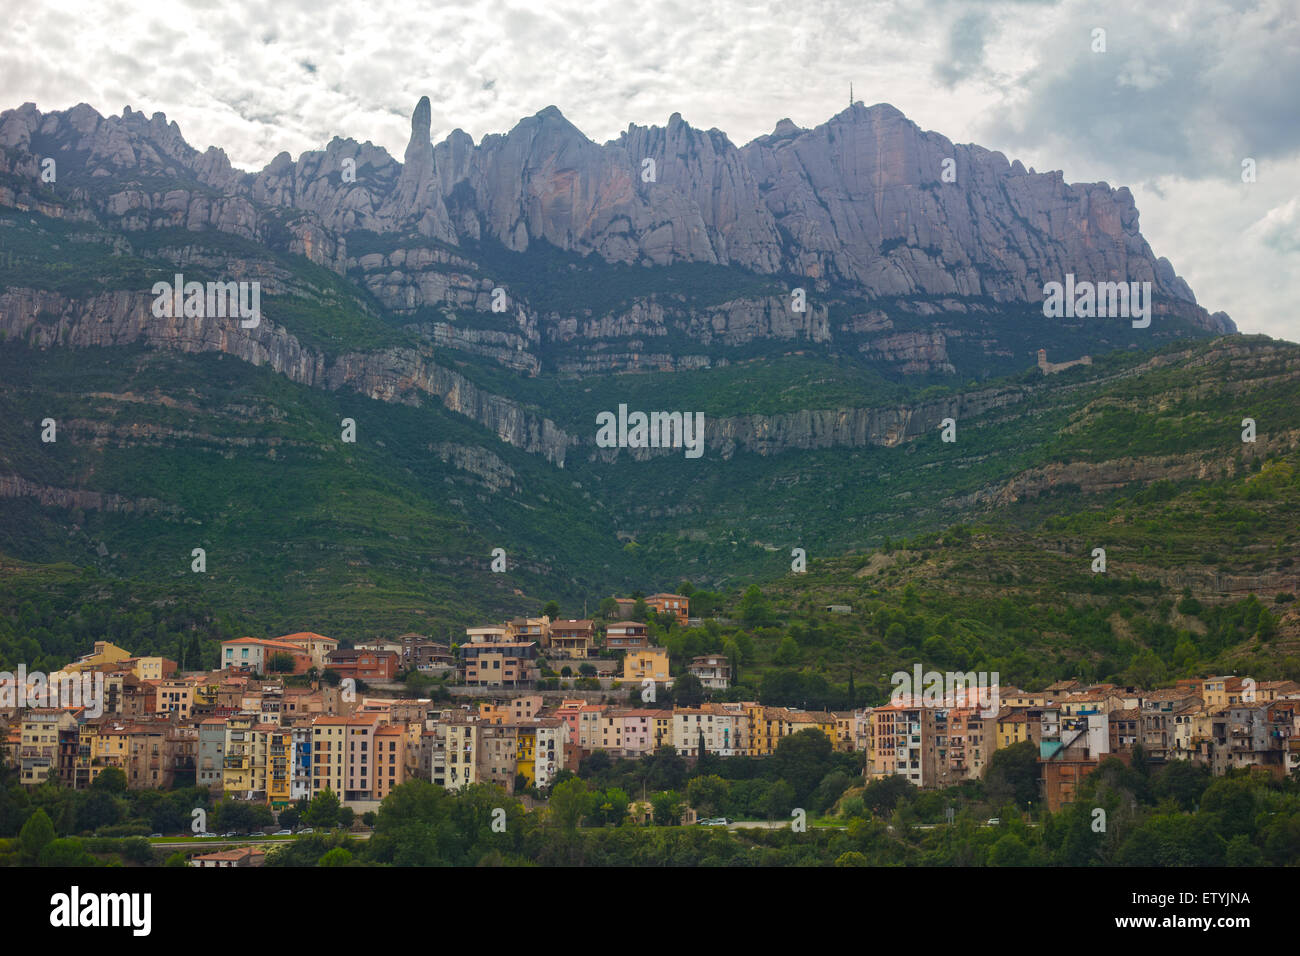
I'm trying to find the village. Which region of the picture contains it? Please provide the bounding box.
[6,584,1299,857]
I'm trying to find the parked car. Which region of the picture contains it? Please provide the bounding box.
[297,827,314,834]
[273,829,293,836]
[987,818,1001,826]
[149,833,163,839]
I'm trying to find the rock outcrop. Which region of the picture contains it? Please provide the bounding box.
[0,288,573,466]
[0,98,1234,336]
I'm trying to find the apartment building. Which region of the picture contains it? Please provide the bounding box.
[220,638,312,675]
[688,655,730,690]
[550,620,595,659]
[19,709,78,787]
[646,593,690,627]
[604,622,650,653]
[623,648,670,684]
[462,642,539,689]
[326,649,400,683]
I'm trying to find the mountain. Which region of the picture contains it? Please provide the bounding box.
[0,96,1275,653]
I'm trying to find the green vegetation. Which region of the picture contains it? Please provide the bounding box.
[264,749,1300,867]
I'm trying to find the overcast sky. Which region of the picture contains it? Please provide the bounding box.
[2,0,1296,340]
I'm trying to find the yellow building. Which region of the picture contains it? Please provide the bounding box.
[744,704,795,756]
[996,710,1030,749]
[156,679,196,721]
[222,717,256,796]
[653,713,673,750]
[132,657,169,681]
[67,641,133,673]
[623,648,670,683]
[442,723,478,790]
[789,710,838,745]
[516,725,537,787]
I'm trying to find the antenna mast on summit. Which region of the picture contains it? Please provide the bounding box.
[850,83,853,107]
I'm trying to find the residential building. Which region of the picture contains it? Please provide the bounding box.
[688,655,730,690]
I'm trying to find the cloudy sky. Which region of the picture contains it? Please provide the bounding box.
[3,0,1296,340]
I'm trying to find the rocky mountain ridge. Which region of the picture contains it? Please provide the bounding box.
[0,97,1234,336]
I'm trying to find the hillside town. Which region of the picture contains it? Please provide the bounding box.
[5,592,1299,825]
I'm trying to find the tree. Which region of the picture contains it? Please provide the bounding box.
[985,741,1039,809]
[763,780,796,821]
[772,729,835,805]
[774,636,800,666]
[38,838,96,867]
[278,807,301,830]
[582,750,612,778]
[600,787,630,827]
[651,790,683,826]
[632,598,650,622]
[20,808,55,863]
[597,598,620,620]
[91,767,127,793]
[121,837,153,865]
[811,770,852,814]
[213,798,254,834]
[267,652,296,674]
[645,747,687,793]
[1225,834,1263,866]
[318,847,353,867]
[686,775,730,817]
[673,673,705,708]
[549,778,589,833]
[989,833,1030,866]
[364,781,454,866]
[722,639,742,684]
[1200,777,1258,840]
[739,585,773,627]
[861,775,912,817]
[543,601,561,620]
[1152,760,1211,811]
[76,788,126,833]
[304,789,342,830]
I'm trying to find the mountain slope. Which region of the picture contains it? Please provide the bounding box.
[0,96,1278,657]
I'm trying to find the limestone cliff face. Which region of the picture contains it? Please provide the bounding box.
[586,383,1028,462]
[545,295,830,348]
[0,288,572,465]
[0,472,176,514]
[861,331,956,375]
